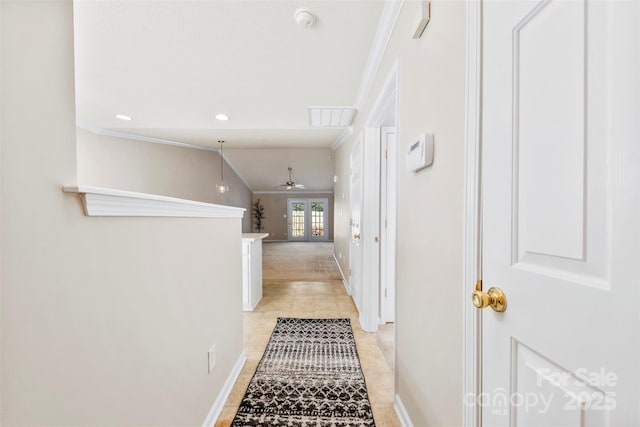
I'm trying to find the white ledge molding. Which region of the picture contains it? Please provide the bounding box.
[63,185,245,218]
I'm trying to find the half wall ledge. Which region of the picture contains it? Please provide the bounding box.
[62,185,246,218]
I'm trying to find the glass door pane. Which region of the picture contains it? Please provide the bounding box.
[291,202,305,238]
[311,201,324,237]
[288,199,307,241]
[309,198,329,242]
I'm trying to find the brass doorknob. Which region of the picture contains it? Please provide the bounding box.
[353,233,361,239]
[472,286,507,312]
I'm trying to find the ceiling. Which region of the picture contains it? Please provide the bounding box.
[73,1,385,192]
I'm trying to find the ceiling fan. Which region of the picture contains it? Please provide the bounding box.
[280,167,305,190]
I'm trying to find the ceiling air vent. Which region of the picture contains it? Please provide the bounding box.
[307,106,356,127]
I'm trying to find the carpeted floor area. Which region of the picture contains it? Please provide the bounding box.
[262,242,342,282]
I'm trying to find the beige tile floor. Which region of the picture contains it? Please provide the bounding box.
[376,323,395,371]
[214,242,400,427]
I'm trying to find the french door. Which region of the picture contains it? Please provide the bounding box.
[287,198,329,242]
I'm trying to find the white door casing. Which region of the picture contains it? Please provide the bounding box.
[481,1,639,426]
[361,126,381,333]
[380,126,397,324]
[359,60,399,333]
[349,134,363,313]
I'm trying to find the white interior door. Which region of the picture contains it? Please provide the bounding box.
[481,1,639,425]
[380,127,396,324]
[350,136,363,312]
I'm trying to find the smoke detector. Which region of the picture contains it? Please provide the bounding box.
[294,8,316,29]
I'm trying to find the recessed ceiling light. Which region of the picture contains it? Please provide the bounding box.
[115,114,132,121]
[215,114,229,121]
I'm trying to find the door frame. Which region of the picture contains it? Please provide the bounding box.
[349,133,363,306]
[462,1,482,426]
[379,126,397,324]
[361,59,399,334]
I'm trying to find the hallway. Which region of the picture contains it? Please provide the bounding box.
[215,242,399,426]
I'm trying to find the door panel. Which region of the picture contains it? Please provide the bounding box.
[350,136,363,311]
[482,1,639,425]
[288,199,307,241]
[380,127,396,323]
[310,199,329,241]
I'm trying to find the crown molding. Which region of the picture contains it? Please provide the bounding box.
[353,0,405,110]
[331,0,404,149]
[63,185,246,218]
[77,119,217,152]
[331,126,354,151]
[76,120,254,192]
[253,190,334,195]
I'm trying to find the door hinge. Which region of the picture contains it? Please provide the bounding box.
[385,150,388,159]
[385,219,387,229]
[385,288,388,298]
[349,269,352,277]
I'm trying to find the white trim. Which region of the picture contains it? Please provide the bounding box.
[253,190,334,195]
[331,126,354,151]
[77,119,217,152]
[379,126,397,324]
[394,394,415,427]
[219,151,253,193]
[353,0,405,110]
[202,351,247,427]
[76,120,254,192]
[365,58,399,128]
[361,126,381,333]
[359,61,399,333]
[333,253,351,295]
[63,185,246,218]
[462,1,482,426]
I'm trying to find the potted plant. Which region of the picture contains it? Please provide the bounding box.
[253,199,265,232]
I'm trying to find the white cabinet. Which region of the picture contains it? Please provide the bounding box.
[241,233,268,311]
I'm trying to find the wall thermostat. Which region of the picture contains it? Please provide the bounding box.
[407,132,434,173]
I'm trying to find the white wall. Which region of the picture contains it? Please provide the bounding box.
[77,128,253,232]
[333,1,467,425]
[1,1,243,424]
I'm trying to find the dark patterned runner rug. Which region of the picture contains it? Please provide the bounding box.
[231,318,376,426]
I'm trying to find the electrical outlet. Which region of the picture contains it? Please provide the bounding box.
[208,344,216,374]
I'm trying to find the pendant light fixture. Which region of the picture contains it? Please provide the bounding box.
[216,140,229,194]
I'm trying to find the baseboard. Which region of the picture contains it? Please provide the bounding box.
[333,253,351,295]
[243,296,262,311]
[202,350,247,427]
[394,394,415,427]
[264,240,335,243]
